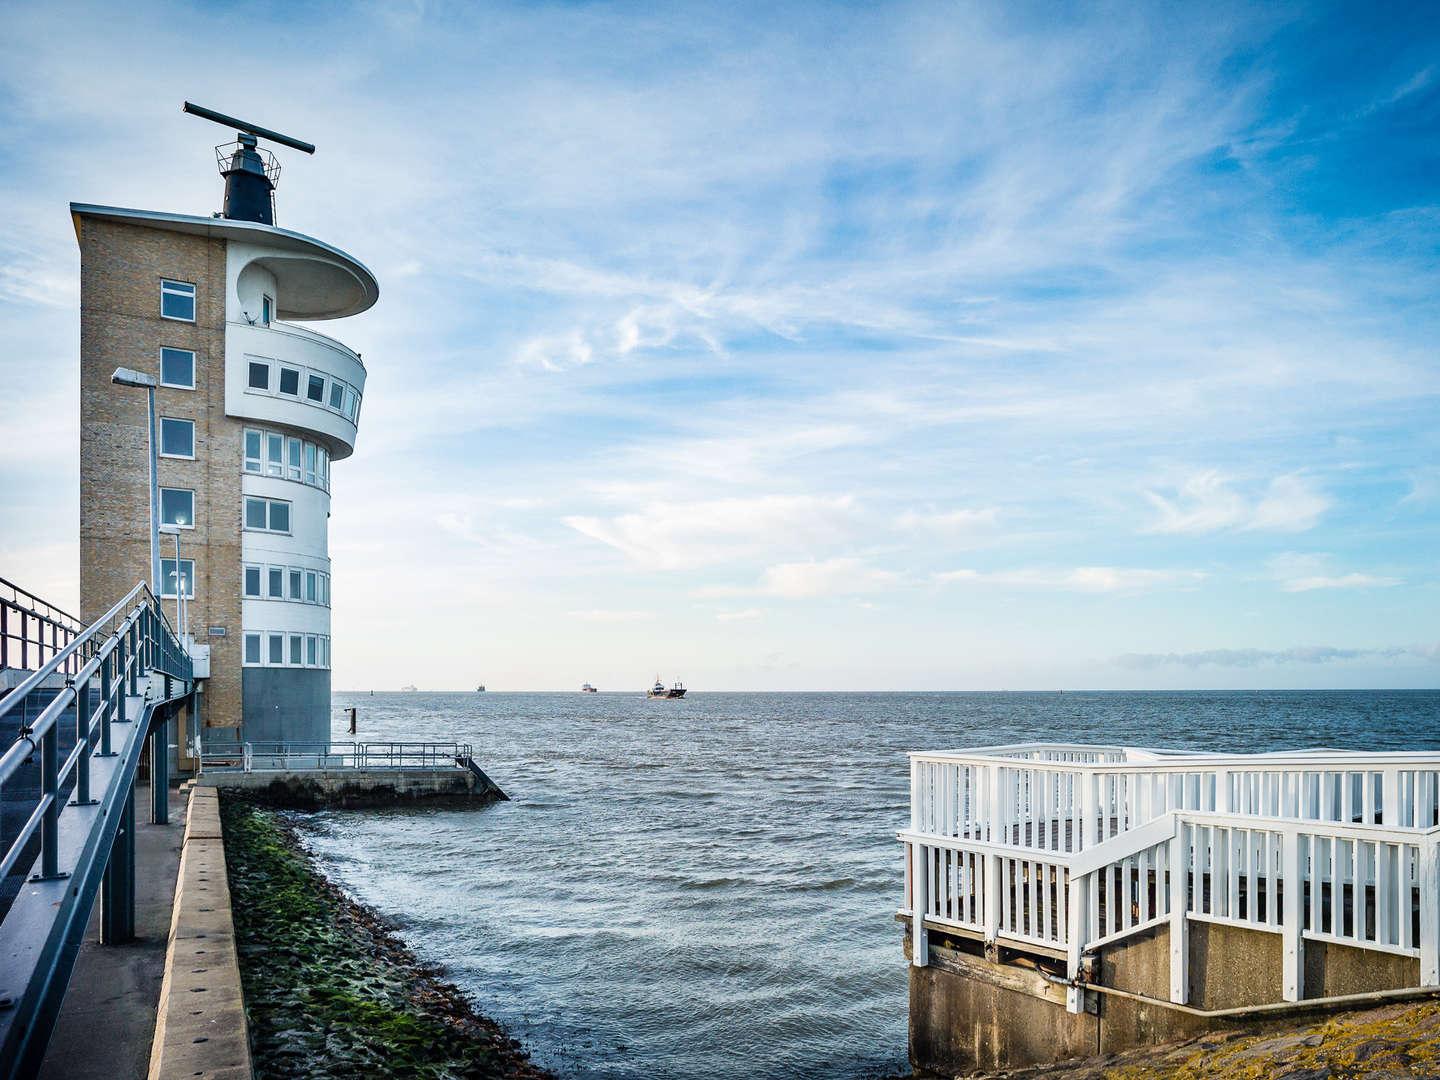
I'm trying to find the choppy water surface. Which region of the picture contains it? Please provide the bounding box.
[303,690,1439,1080]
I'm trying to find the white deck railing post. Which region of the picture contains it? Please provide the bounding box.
[1281,827,1304,1001]
[1169,817,1188,1003]
[1066,870,1088,1013]
[1420,839,1439,987]
[1382,769,1399,826]
[912,841,929,967]
[984,852,1001,946]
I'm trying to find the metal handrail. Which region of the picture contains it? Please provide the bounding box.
[0,576,87,676]
[0,582,191,882]
[199,740,474,773]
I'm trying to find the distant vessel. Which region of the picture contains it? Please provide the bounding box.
[647,675,686,699]
[477,685,486,692]
[582,683,598,693]
[401,684,418,692]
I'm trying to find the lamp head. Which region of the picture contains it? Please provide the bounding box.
[111,367,157,389]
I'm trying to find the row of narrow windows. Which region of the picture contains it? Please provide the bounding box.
[244,429,331,491]
[244,631,331,669]
[158,559,329,610]
[245,357,361,423]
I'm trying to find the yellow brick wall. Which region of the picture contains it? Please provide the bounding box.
[78,217,242,730]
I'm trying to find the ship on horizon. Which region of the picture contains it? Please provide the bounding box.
[582,683,597,693]
[647,676,686,699]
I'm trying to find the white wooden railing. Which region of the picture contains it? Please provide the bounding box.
[900,743,1440,1013]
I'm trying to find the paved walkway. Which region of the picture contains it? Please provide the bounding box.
[37,785,187,1080]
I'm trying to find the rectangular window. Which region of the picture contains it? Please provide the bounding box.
[244,429,262,472]
[161,279,196,321]
[278,367,300,396]
[160,347,195,389]
[267,433,283,476]
[305,443,317,485]
[159,417,195,458]
[306,634,317,666]
[248,361,270,390]
[244,632,261,665]
[318,447,329,490]
[343,389,357,420]
[289,568,302,600]
[244,497,268,530]
[243,565,261,597]
[159,487,194,527]
[288,437,302,480]
[305,570,317,602]
[244,496,291,533]
[320,573,328,606]
[159,558,194,599]
[160,558,195,599]
[307,374,325,402]
[268,633,284,665]
[322,636,330,668]
[262,295,273,326]
[289,633,302,665]
[329,382,344,410]
[267,567,284,598]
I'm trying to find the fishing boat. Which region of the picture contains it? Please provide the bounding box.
[581,683,598,693]
[476,684,486,692]
[401,684,418,692]
[646,675,687,699]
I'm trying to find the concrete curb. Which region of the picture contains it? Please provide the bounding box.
[146,787,252,1080]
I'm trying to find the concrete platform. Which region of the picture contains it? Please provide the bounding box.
[198,765,504,808]
[37,784,187,1080]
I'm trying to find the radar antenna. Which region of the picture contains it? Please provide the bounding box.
[183,101,315,226]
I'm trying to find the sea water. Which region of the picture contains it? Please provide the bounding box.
[302,690,1439,1080]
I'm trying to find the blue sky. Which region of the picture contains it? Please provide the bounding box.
[1,1,1437,690]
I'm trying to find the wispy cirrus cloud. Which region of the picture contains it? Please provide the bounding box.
[1115,645,1431,669]
[935,566,1205,593]
[698,558,901,599]
[1144,472,1330,535]
[1267,553,1401,593]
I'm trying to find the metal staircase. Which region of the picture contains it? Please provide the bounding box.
[0,577,194,1079]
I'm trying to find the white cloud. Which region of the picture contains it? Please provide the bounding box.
[566,609,653,622]
[935,566,1204,593]
[1115,645,1429,669]
[564,494,862,570]
[1144,472,1329,534]
[1267,553,1401,592]
[1282,573,1401,593]
[715,608,764,622]
[895,507,1001,537]
[699,557,901,599]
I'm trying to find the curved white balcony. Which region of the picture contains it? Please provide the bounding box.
[224,320,367,458]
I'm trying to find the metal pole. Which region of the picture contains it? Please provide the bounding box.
[147,384,160,596]
[102,781,136,943]
[151,716,169,824]
[74,675,94,805]
[35,723,62,880]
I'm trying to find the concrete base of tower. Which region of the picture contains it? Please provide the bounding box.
[240,667,331,745]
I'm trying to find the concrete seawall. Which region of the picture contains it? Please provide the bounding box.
[198,764,505,809]
[147,787,252,1080]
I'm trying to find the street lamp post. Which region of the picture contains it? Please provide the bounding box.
[159,524,186,641]
[111,367,161,595]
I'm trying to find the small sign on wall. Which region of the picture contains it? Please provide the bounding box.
[208,626,227,636]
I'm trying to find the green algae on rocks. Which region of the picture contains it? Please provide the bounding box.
[220,798,552,1080]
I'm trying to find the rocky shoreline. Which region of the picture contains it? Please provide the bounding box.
[220,797,553,1080]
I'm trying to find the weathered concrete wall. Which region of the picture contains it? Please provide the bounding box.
[198,767,500,809]
[906,935,1097,1075]
[147,787,252,1079]
[240,667,330,744]
[907,916,1435,1076]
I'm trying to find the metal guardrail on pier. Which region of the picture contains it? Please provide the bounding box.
[0,579,194,1078]
[900,742,1440,1014]
[199,740,474,773]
